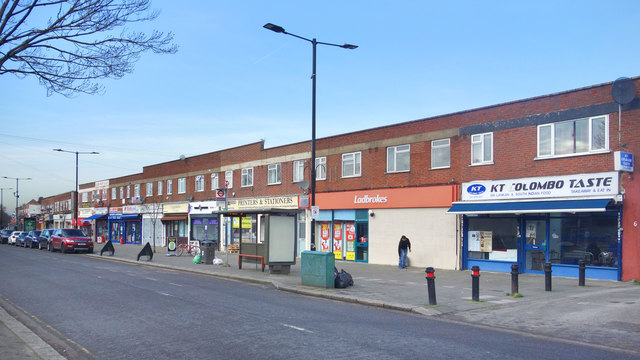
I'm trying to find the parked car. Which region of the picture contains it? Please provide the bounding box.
[38,229,55,250]
[16,232,28,247]
[49,229,93,253]
[24,230,42,248]
[8,231,20,245]
[0,229,13,244]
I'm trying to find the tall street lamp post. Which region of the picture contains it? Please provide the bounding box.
[2,177,31,230]
[263,23,357,251]
[0,187,12,229]
[53,149,99,229]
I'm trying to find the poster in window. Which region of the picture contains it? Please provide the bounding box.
[320,223,330,252]
[345,222,356,261]
[333,223,343,259]
[469,231,492,252]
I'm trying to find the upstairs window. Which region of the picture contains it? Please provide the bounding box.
[387,144,410,173]
[146,182,153,197]
[293,160,305,183]
[158,181,163,196]
[268,164,281,185]
[471,133,493,165]
[178,178,186,194]
[431,138,450,169]
[211,173,219,190]
[315,157,326,180]
[195,175,204,192]
[241,168,253,187]
[225,171,233,189]
[126,185,130,198]
[134,184,140,197]
[167,180,173,195]
[342,152,361,178]
[538,116,608,158]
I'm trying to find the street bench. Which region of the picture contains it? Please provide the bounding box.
[238,253,265,272]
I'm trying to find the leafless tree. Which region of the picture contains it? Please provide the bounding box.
[0,0,177,96]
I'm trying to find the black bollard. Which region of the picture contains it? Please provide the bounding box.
[578,259,586,286]
[544,262,552,291]
[425,267,437,305]
[471,266,480,302]
[511,263,519,295]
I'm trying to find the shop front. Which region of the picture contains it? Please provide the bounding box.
[108,205,142,244]
[161,202,188,247]
[448,172,622,280]
[189,201,221,249]
[316,185,458,268]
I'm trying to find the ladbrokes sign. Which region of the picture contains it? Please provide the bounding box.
[461,172,618,201]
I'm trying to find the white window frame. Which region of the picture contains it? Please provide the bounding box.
[167,180,173,195]
[119,187,123,199]
[158,181,163,196]
[126,185,131,198]
[537,115,609,158]
[471,132,493,165]
[111,188,116,200]
[431,138,451,169]
[268,164,281,185]
[387,144,410,173]
[293,160,305,183]
[342,152,362,178]
[195,175,204,192]
[241,168,253,187]
[102,189,107,201]
[178,178,186,194]
[134,184,140,197]
[316,157,326,181]
[146,182,153,197]
[225,171,233,189]
[211,173,219,190]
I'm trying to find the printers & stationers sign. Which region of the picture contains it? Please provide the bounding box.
[462,172,619,201]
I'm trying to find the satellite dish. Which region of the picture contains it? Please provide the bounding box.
[611,77,637,105]
[179,154,186,161]
[297,180,309,191]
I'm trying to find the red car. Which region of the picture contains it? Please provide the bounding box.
[49,229,94,253]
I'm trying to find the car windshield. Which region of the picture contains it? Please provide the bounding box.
[61,229,86,237]
[20,232,27,236]
[33,231,41,236]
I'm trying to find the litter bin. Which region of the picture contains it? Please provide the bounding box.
[200,240,216,265]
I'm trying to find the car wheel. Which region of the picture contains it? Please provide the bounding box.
[48,242,54,252]
[61,244,66,254]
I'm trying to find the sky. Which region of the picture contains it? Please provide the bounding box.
[1,0,640,208]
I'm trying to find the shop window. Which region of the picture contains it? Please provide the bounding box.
[471,132,493,165]
[195,175,204,192]
[225,171,233,189]
[549,212,618,267]
[342,152,361,178]
[268,164,281,185]
[167,179,173,195]
[538,115,608,158]
[431,138,450,169]
[178,178,186,194]
[293,160,305,183]
[467,216,518,262]
[316,157,326,180]
[387,144,410,173]
[211,173,218,190]
[241,168,253,187]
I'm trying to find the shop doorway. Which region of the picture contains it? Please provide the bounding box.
[523,218,548,272]
[355,222,368,263]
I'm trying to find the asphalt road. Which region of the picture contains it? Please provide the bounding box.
[0,245,638,360]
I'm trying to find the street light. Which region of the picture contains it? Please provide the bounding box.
[263,23,357,251]
[53,149,99,229]
[0,187,12,229]
[2,177,31,230]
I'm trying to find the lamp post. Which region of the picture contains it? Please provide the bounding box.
[53,149,99,229]
[263,23,357,251]
[0,187,12,229]
[2,177,31,230]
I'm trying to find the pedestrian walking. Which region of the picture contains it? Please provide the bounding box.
[398,235,411,269]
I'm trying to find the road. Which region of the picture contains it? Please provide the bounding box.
[0,245,638,360]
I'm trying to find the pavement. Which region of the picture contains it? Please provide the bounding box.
[3,242,640,358]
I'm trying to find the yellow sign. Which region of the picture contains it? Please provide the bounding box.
[334,250,342,260]
[232,216,252,228]
[346,252,355,261]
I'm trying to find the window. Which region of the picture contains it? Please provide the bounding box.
[178,178,186,194]
[241,168,253,187]
[134,184,140,197]
[225,171,233,189]
[342,152,361,178]
[119,187,123,199]
[471,132,493,165]
[102,189,107,200]
[126,185,130,198]
[82,192,88,202]
[538,116,608,158]
[316,157,326,180]
[211,173,218,190]
[431,138,451,169]
[158,181,163,196]
[293,160,305,183]
[195,175,204,192]
[387,144,410,173]
[268,164,281,185]
[146,182,153,197]
[167,179,173,195]
[111,188,116,200]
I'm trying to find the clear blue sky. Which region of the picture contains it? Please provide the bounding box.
[1,0,639,207]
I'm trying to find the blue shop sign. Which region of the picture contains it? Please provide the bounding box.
[614,151,634,172]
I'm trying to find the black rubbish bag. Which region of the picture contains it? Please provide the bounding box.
[334,267,354,288]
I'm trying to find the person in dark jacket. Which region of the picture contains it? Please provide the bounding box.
[398,235,411,269]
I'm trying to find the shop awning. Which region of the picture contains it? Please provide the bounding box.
[161,214,187,222]
[83,214,106,221]
[447,198,612,215]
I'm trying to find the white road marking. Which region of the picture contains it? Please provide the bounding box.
[282,324,314,333]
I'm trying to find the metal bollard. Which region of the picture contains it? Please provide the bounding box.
[544,262,552,291]
[471,266,480,302]
[578,259,586,286]
[511,264,519,295]
[425,267,437,305]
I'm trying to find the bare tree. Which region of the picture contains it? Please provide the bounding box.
[0,0,177,96]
